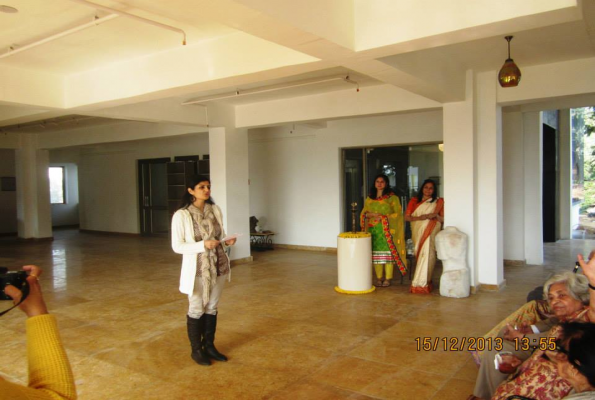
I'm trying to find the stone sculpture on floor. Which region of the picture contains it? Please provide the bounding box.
[436,226,470,298]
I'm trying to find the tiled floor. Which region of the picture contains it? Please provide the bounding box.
[1,231,593,399]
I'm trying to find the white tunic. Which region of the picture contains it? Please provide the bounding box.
[171,205,230,295]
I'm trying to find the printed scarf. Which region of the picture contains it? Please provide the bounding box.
[190,204,218,305]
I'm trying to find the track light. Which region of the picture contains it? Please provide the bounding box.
[183,75,360,105]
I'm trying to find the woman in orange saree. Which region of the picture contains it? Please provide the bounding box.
[405,179,444,294]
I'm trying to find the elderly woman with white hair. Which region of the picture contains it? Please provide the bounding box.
[489,264,595,400]
[470,271,592,400]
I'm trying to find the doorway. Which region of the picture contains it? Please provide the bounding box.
[571,106,595,239]
[542,124,557,242]
[342,144,443,233]
[138,158,170,235]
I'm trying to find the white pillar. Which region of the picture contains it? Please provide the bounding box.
[443,70,477,286]
[523,111,544,264]
[208,104,251,261]
[558,109,572,240]
[476,71,504,287]
[15,134,52,239]
[502,111,525,261]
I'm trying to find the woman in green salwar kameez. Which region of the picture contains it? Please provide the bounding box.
[360,174,407,287]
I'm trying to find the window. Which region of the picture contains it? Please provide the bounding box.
[49,167,65,204]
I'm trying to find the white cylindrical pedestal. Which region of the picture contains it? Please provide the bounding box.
[336,233,374,294]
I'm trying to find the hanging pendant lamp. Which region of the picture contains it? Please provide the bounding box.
[498,36,521,87]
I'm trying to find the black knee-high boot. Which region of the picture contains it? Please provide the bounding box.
[203,313,228,361]
[186,315,211,366]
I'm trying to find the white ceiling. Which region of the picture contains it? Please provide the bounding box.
[0,0,236,74]
[0,0,593,129]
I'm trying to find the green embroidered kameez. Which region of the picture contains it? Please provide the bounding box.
[360,194,407,275]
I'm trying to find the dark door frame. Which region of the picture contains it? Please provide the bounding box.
[138,157,171,236]
[542,124,558,243]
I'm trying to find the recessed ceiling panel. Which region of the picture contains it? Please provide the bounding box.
[0,0,236,74]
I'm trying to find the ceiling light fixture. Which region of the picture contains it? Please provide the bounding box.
[498,36,521,88]
[0,14,119,59]
[0,5,18,13]
[183,75,360,105]
[67,0,187,45]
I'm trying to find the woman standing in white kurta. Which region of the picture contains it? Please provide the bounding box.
[171,175,236,366]
[405,179,444,294]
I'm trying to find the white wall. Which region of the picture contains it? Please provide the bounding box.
[502,111,525,260]
[0,149,17,234]
[502,111,546,265]
[48,162,79,227]
[249,110,443,248]
[50,133,209,234]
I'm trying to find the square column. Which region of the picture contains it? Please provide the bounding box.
[208,105,251,262]
[15,134,52,239]
[502,111,526,261]
[443,70,477,286]
[476,71,504,287]
[523,111,544,264]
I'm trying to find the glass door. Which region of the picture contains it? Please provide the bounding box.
[366,146,410,215]
[342,144,443,233]
[343,149,364,232]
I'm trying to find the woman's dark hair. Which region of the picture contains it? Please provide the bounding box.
[561,322,595,388]
[180,175,214,209]
[368,174,394,199]
[417,179,438,203]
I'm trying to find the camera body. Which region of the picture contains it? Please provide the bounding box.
[0,270,28,301]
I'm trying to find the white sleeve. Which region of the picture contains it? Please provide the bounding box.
[171,211,205,255]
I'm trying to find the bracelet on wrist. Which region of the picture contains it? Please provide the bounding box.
[589,283,595,290]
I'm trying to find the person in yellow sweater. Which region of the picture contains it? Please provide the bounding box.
[1,265,77,400]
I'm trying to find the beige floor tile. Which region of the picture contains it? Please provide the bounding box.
[223,336,333,374]
[429,378,476,400]
[68,353,166,400]
[267,380,375,400]
[265,320,372,354]
[312,355,400,391]
[361,369,449,400]
[306,308,400,336]
[0,341,28,383]
[175,362,303,400]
